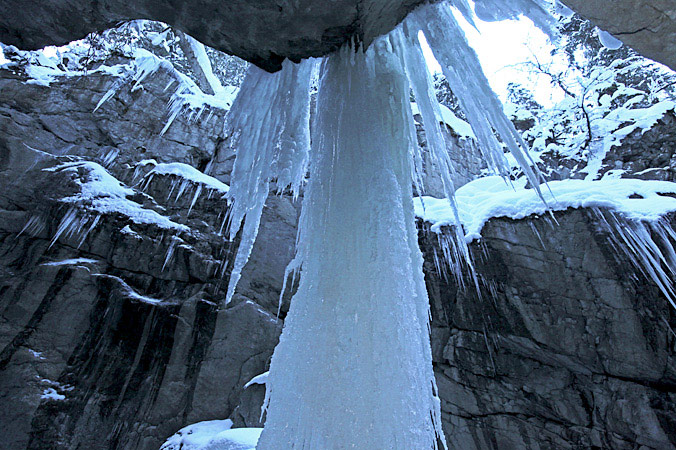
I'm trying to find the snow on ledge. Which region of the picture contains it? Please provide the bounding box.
[40,257,100,267]
[414,176,676,241]
[47,161,189,232]
[411,102,476,140]
[146,162,230,194]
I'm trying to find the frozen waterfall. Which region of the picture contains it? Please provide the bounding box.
[210,1,558,448]
[256,37,445,450]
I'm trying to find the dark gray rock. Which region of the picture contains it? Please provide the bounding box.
[0,0,426,72]
[561,0,676,71]
[421,209,676,449]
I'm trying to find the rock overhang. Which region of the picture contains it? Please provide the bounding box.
[0,0,674,73]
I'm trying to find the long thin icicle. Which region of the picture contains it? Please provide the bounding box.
[258,34,445,450]
[215,59,314,305]
[410,2,545,196]
[392,22,475,277]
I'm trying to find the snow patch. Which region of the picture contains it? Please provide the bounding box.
[47,161,189,233]
[160,420,262,450]
[415,176,676,240]
[411,102,476,139]
[28,349,45,360]
[145,162,230,194]
[41,258,99,267]
[41,388,65,401]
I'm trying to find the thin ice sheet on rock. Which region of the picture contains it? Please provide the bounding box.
[216,59,314,305]
[257,36,444,450]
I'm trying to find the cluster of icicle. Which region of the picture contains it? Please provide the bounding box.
[596,210,676,309]
[217,0,554,306]
[208,1,558,449]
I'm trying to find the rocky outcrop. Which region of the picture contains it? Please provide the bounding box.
[603,111,676,182]
[2,0,675,73]
[561,0,676,72]
[0,59,290,450]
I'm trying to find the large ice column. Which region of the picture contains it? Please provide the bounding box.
[256,36,445,450]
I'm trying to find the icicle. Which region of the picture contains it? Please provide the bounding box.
[409,3,545,197]
[100,148,119,167]
[162,236,182,272]
[18,214,47,238]
[48,208,96,248]
[599,210,676,309]
[448,0,478,29]
[213,58,314,305]
[258,33,444,450]
[392,23,473,274]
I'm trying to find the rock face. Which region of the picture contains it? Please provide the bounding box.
[0,57,675,450]
[422,211,676,449]
[2,0,675,73]
[602,112,676,182]
[0,0,424,72]
[561,0,676,72]
[0,60,290,449]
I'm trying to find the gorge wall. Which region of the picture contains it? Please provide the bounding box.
[0,56,675,450]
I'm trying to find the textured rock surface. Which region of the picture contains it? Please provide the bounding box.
[0,59,288,450]
[0,0,425,72]
[1,57,675,450]
[1,0,674,73]
[561,0,676,71]
[602,112,676,182]
[422,211,676,449]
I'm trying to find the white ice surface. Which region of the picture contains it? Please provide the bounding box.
[160,420,261,450]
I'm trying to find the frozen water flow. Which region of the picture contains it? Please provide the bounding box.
[257,35,444,450]
[216,59,314,305]
[472,0,557,39]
